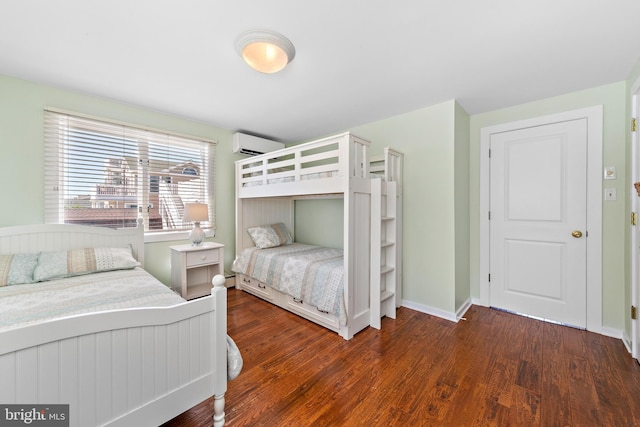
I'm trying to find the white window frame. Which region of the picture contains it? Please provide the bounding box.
[44,108,216,243]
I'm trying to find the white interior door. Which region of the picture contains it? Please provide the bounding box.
[489,119,588,328]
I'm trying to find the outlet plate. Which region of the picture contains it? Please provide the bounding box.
[604,188,616,201]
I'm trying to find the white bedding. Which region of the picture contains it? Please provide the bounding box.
[1,266,245,381]
[0,267,185,332]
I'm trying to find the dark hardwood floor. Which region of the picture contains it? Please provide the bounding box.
[163,288,640,426]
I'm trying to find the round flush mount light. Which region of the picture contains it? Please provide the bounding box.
[235,29,296,74]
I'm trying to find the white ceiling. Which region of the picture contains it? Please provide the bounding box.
[2,1,640,143]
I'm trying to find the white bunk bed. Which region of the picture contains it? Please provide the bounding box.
[0,222,230,427]
[234,132,403,340]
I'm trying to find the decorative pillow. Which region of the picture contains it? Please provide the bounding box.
[271,222,293,245]
[247,223,293,249]
[0,253,39,287]
[33,247,140,282]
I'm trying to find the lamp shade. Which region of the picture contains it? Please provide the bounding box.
[183,203,208,222]
[235,29,295,74]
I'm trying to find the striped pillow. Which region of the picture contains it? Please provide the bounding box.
[33,247,140,282]
[0,253,39,286]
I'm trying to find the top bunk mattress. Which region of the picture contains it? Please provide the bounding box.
[0,267,185,332]
[241,170,337,187]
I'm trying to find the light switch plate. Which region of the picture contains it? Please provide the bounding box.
[604,166,616,180]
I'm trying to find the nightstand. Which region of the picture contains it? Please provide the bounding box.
[170,242,224,300]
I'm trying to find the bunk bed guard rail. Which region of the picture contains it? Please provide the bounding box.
[236,132,371,198]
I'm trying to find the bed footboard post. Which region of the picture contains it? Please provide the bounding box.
[211,274,227,426]
[213,394,226,427]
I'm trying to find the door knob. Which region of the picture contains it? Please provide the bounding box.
[571,230,583,238]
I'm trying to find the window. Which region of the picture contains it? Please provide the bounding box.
[44,110,216,233]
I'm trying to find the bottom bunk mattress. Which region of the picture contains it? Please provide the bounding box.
[0,267,186,332]
[232,243,346,325]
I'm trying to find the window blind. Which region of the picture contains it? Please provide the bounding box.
[44,110,216,232]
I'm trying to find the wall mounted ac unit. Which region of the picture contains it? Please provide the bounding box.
[232,132,284,156]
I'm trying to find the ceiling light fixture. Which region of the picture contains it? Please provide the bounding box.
[235,29,295,74]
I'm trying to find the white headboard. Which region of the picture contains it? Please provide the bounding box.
[235,197,294,256]
[0,221,145,267]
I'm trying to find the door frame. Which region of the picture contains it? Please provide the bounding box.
[479,106,603,333]
[630,80,640,359]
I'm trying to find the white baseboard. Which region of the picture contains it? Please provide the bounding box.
[622,330,632,353]
[599,326,623,340]
[471,297,487,307]
[401,299,458,322]
[456,298,472,320]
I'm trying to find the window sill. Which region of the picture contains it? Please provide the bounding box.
[144,229,216,244]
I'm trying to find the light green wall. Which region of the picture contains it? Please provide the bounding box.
[294,199,344,249]
[349,100,460,313]
[454,102,471,312]
[0,73,240,285]
[296,100,471,315]
[469,81,628,331]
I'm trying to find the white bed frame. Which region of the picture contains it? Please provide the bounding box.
[0,222,228,427]
[235,132,403,339]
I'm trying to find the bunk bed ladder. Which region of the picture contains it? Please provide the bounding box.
[370,178,397,329]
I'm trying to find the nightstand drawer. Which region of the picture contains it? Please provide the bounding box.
[186,249,219,267]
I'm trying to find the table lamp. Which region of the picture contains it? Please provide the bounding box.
[183,202,208,246]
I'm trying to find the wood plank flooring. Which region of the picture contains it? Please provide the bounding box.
[162,288,640,426]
